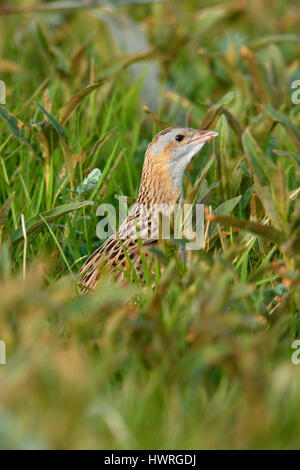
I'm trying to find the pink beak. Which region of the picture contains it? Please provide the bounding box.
[190,129,218,144]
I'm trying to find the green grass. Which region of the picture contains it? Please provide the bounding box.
[0,0,300,449]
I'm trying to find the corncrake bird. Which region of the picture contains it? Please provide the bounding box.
[79,127,218,292]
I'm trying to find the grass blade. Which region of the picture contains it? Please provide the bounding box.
[11,201,93,246]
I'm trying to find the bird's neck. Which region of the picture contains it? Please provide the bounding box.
[137,153,181,207]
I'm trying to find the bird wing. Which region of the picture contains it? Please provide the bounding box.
[78,205,157,292]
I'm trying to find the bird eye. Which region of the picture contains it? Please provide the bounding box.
[175,134,185,142]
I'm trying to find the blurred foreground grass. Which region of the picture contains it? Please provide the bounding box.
[0,0,300,449]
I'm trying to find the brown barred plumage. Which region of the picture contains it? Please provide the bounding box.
[79,127,218,292]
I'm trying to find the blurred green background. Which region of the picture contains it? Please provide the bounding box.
[0,0,300,449]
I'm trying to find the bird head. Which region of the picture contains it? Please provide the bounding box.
[142,127,218,201]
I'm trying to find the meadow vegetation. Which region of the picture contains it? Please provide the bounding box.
[0,0,300,449]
